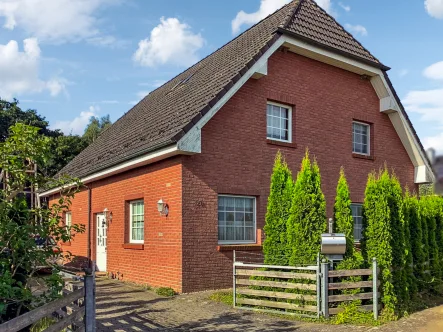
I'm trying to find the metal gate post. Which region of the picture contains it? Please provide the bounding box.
[84,268,96,332]
[373,257,378,320]
[321,261,329,318]
[233,250,236,308]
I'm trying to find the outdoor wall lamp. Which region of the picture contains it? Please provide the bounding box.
[103,208,113,226]
[157,199,169,216]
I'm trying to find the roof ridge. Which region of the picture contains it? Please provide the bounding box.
[279,0,304,29]
[308,0,383,65]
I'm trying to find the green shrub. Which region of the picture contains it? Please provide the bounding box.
[333,167,354,259]
[420,196,441,282]
[403,190,419,295]
[263,151,294,265]
[155,287,175,297]
[287,150,326,266]
[209,291,233,306]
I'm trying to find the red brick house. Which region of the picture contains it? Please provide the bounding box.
[40,0,434,293]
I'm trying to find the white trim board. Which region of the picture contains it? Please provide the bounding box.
[39,145,185,197]
[178,34,434,184]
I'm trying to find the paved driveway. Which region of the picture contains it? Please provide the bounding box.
[96,278,443,332]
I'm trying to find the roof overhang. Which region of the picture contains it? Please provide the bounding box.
[178,33,435,184]
[39,144,192,197]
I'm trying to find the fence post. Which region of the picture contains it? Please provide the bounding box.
[321,261,329,318]
[372,257,378,320]
[233,250,236,308]
[84,268,96,332]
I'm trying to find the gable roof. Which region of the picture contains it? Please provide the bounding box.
[58,0,390,180]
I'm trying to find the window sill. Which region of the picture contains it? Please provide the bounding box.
[122,243,144,250]
[352,153,375,161]
[266,139,297,149]
[217,244,262,252]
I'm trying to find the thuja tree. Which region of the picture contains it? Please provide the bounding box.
[263,152,294,265]
[403,190,419,296]
[0,124,84,324]
[287,150,326,265]
[420,196,441,281]
[333,168,354,258]
[361,170,396,318]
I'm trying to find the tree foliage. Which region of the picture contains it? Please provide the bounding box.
[83,115,112,145]
[263,152,293,265]
[0,124,84,323]
[287,150,326,265]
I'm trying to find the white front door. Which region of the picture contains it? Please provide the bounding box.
[96,213,107,271]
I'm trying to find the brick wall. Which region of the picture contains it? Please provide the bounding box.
[50,156,184,292]
[181,49,416,292]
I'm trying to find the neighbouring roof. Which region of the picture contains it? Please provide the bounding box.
[58,0,388,179]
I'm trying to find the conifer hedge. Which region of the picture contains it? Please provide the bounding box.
[263,152,294,265]
[420,196,441,281]
[403,190,419,295]
[287,150,326,265]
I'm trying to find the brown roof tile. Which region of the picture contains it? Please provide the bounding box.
[57,0,390,179]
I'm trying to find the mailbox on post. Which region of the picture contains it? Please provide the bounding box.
[321,233,346,261]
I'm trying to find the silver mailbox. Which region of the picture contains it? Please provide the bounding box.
[321,233,346,255]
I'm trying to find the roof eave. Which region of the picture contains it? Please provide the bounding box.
[277,27,391,71]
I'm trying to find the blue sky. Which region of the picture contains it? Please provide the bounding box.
[1,0,443,153]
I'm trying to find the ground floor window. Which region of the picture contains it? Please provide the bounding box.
[218,195,256,244]
[351,203,363,242]
[130,200,144,243]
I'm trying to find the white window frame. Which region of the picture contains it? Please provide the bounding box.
[218,195,256,245]
[266,101,293,143]
[351,203,363,243]
[65,212,72,228]
[352,121,370,156]
[129,200,145,244]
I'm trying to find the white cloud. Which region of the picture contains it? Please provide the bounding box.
[338,2,351,12]
[425,0,443,19]
[344,24,368,36]
[0,0,119,44]
[399,69,409,77]
[422,133,443,153]
[423,61,443,80]
[87,35,129,48]
[0,38,66,99]
[403,89,443,125]
[316,0,332,13]
[133,17,204,67]
[231,0,291,34]
[53,106,98,135]
[137,91,151,99]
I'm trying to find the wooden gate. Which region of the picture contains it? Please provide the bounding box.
[233,251,321,318]
[0,270,96,332]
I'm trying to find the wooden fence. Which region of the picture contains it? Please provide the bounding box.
[0,270,95,332]
[233,252,321,318]
[321,258,380,319]
[233,251,380,320]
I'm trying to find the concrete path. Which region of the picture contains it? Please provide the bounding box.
[95,278,443,332]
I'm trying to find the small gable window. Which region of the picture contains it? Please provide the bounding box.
[352,121,370,155]
[267,102,292,143]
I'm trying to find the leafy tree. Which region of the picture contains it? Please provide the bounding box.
[333,168,354,258]
[263,152,294,265]
[287,150,326,265]
[0,124,84,324]
[83,115,112,144]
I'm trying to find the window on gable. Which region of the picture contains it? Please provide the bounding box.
[267,102,292,143]
[130,200,144,244]
[353,122,370,155]
[218,195,256,244]
[351,203,363,242]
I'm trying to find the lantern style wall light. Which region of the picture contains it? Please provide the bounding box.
[103,208,113,226]
[157,199,169,216]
